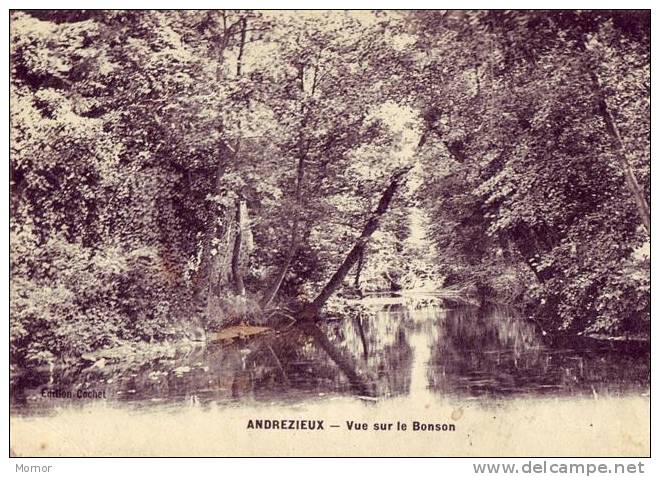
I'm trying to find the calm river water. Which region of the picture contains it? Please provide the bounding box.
[10,302,650,416]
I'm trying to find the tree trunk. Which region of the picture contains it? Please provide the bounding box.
[192,157,232,305]
[299,166,412,320]
[589,71,650,236]
[260,152,306,309]
[193,13,248,304]
[260,228,297,308]
[231,199,246,296]
[354,247,365,294]
[236,17,247,77]
[260,79,310,309]
[229,18,249,296]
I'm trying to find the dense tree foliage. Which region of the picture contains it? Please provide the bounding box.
[407,11,650,334]
[10,10,650,365]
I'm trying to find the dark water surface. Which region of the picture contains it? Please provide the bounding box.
[10,303,650,416]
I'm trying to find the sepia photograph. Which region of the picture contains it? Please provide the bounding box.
[8,8,651,458]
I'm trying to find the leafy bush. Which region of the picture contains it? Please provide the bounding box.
[10,227,179,365]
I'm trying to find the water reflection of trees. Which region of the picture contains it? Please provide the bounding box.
[427,305,650,397]
[11,305,650,413]
[324,305,414,397]
[242,305,415,399]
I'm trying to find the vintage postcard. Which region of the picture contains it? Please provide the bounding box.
[9,9,650,457]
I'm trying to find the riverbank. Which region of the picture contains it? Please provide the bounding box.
[10,324,275,378]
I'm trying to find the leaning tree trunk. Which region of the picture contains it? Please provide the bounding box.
[354,247,365,296]
[299,166,412,320]
[579,40,650,237]
[589,71,650,236]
